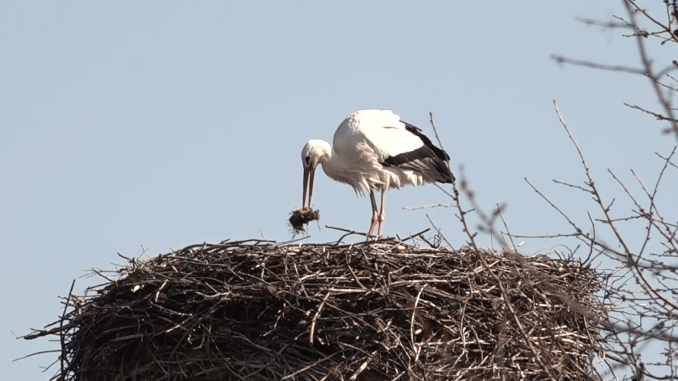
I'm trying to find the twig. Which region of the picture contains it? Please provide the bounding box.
[402,203,457,211]
[325,224,368,244]
[551,55,644,74]
[60,279,76,377]
[428,112,446,156]
[309,291,330,345]
[424,214,453,248]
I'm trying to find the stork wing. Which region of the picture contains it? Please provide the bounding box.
[333,110,421,159]
[381,122,453,183]
[333,110,453,183]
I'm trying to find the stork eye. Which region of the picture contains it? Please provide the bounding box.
[305,156,311,165]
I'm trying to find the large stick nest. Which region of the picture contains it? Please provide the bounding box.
[25,239,603,381]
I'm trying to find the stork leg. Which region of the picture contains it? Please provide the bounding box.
[377,189,386,237]
[367,190,379,239]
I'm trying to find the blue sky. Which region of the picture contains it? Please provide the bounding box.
[2,2,677,380]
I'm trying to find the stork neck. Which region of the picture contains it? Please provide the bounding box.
[318,147,344,183]
[308,139,347,185]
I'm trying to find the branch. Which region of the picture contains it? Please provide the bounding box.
[551,55,645,74]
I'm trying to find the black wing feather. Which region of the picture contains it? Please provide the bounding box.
[401,121,450,161]
[381,121,455,183]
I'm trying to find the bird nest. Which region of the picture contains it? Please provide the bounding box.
[24,239,603,381]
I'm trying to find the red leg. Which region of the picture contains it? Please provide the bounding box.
[377,189,386,237]
[367,190,378,239]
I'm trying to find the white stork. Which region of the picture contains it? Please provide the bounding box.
[301,109,454,238]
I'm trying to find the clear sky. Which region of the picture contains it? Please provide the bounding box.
[2,2,676,380]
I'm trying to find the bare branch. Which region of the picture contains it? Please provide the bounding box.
[551,55,645,74]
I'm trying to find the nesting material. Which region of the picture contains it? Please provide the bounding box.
[289,207,320,232]
[24,240,602,381]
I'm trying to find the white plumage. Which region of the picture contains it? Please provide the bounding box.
[301,109,454,238]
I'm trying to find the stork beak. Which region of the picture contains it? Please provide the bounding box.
[302,167,316,209]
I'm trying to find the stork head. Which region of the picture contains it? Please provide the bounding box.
[301,139,331,209]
